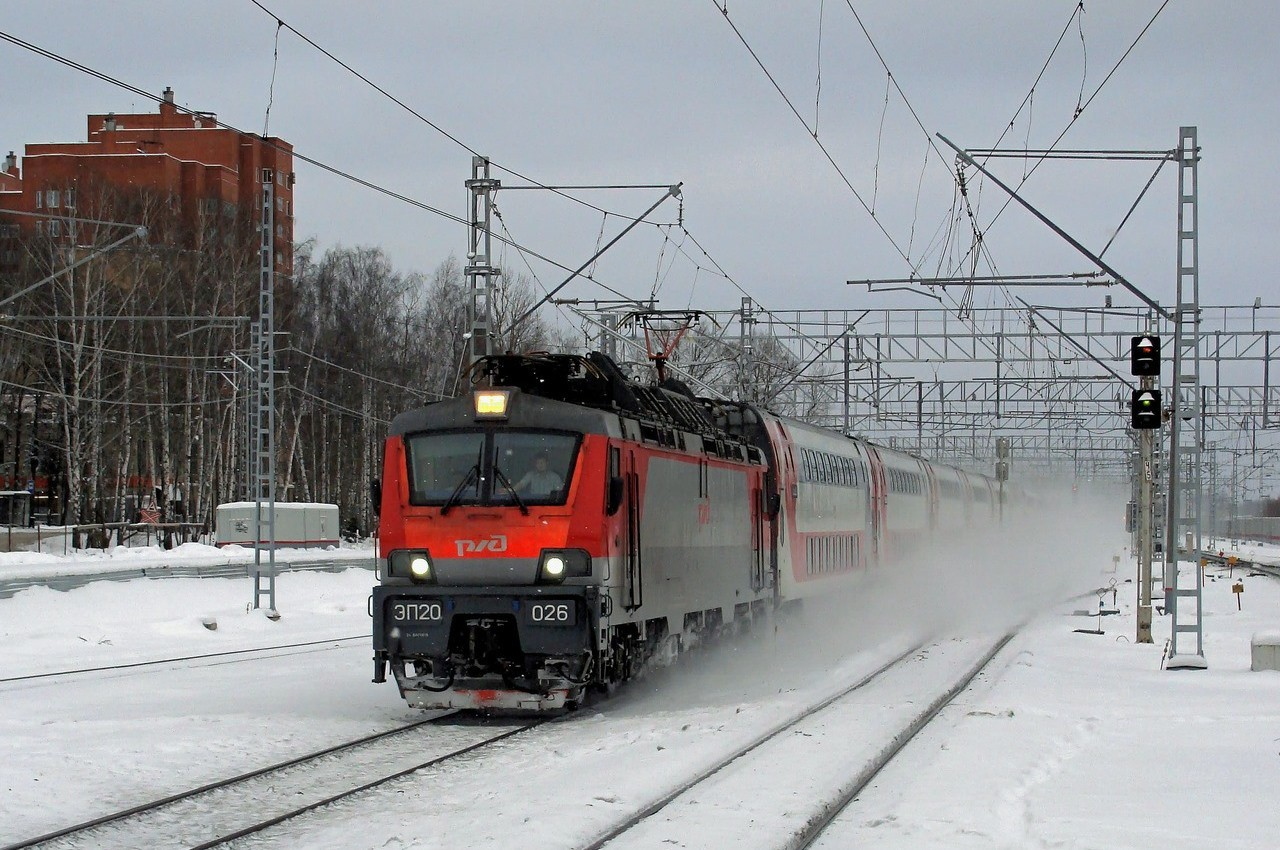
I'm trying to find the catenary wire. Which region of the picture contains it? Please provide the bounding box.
[2,20,835,381]
[243,0,807,349]
[246,0,679,228]
[955,0,1173,268]
[711,1,916,270]
[0,27,666,313]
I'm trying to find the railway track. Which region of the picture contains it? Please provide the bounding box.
[3,715,546,850]
[1201,551,1280,580]
[0,634,371,686]
[583,633,1013,850]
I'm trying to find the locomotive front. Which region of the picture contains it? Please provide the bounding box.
[371,386,616,711]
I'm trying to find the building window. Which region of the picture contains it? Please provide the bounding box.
[0,224,18,239]
[34,221,43,236]
[261,168,274,184]
[275,251,283,266]
[284,200,292,216]
[49,220,61,237]
[34,193,41,209]
[65,188,76,208]
[46,190,59,208]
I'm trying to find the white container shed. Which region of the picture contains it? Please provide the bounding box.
[215,502,340,549]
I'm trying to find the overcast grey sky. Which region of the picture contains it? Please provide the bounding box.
[3,1,1277,319]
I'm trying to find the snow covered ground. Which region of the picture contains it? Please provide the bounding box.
[0,537,374,584]
[0,514,1277,849]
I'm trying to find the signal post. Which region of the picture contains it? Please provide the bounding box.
[1136,398,1156,643]
[1130,335,1162,643]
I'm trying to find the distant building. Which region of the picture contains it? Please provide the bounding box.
[0,86,294,273]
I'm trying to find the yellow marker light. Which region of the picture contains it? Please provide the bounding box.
[474,390,510,418]
[409,555,431,578]
[543,555,566,577]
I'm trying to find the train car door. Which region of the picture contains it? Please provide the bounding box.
[864,446,888,565]
[765,418,794,598]
[957,470,974,525]
[921,459,939,530]
[624,450,643,611]
[751,480,768,591]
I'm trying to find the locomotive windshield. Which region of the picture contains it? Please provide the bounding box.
[406,429,578,507]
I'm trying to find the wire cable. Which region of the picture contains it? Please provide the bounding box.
[9,12,806,372]
[0,26,663,312]
[243,0,799,349]
[712,1,915,269]
[246,0,677,228]
[282,346,449,400]
[955,0,1173,269]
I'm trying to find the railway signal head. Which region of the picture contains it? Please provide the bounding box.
[1131,389,1162,429]
[1130,335,1161,376]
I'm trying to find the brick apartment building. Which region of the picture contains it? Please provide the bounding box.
[0,86,294,273]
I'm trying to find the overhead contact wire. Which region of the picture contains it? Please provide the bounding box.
[248,0,660,225]
[0,28,654,306]
[243,2,820,356]
[711,0,915,269]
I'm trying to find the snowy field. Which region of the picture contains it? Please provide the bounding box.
[0,538,374,584]
[1,516,1278,848]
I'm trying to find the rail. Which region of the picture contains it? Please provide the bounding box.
[2,716,546,850]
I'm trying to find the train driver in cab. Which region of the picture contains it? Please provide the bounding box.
[515,453,563,497]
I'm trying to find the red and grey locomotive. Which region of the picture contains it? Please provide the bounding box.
[370,351,1001,710]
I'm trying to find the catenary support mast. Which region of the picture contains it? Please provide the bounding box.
[251,177,278,615]
[465,156,500,369]
[1165,127,1206,668]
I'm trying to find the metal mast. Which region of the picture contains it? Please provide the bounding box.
[251,177,278,615]
[1136,314,1157,644]
[740,296,756,402]
[1165,127,1205,668]
[465,156,500,369]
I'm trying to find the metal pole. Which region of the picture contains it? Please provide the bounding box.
[465,156,500,367]
[1137,378,1154,643]
[741,296,756,402]
[842,332,851,434]
[1165,126,1205,668]
[251,177,278,616]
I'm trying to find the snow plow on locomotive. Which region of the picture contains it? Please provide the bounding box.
[370,351,1007,711]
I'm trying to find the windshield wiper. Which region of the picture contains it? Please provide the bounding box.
[440,464,479,516]
[493,465,529,515]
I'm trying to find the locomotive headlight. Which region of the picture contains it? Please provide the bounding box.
[474,389,510,419]
[537,549,591,583]
[389,550,434,583]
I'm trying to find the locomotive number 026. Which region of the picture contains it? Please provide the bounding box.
[525,601,576,626]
